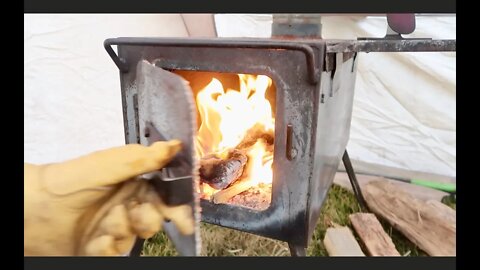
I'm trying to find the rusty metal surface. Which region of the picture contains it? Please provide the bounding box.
[106,37,357,248]
[326,39,456,53]
[135,60,200,256]
[104,38,322,84]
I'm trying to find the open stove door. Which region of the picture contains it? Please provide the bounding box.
[134,60,201,256]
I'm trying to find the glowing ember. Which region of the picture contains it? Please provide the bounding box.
[195,74,275,198]
[200,183,218,198]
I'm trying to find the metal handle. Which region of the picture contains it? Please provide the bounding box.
[387,13,416,35]
[103,39,129,72]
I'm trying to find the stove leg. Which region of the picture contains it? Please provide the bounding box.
[342,149,369,212]
[288,242,307,257]
[128,238,145,257]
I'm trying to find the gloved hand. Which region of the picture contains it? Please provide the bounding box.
[24,140,195,256]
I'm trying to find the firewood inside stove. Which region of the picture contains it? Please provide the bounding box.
[235,127,274,150]
[199,149,248,190]
[199,125,275,201]
[212,180,256,204]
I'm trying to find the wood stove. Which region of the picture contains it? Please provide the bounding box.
[104,15,455,256]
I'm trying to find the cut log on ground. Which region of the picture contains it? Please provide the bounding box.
[199,149,248,190]
[349,213,400,256]
[363,180,456,256]
[333,172,449,202]
[323,227,365,256]
[425,200,456,225]
[212,180,256,204]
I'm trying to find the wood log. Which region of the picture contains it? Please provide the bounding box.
[349,213,400,256]
[199,149,247,190]
[425,200,456,225]
[363,180,456,256]
[323,227,365,256]
[212,180,256,204]
[235,125,274,150]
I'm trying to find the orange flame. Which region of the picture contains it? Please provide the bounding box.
[195,74,274,192]
[243,140,273,185]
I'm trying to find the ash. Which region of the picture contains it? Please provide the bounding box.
[227,183,272,211]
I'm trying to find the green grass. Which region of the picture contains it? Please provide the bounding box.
[441,194,456,210]
[142,185,454,256]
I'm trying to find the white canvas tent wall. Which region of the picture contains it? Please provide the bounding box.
[24,14,456,180]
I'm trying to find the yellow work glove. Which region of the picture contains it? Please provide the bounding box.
[24,140,195,256]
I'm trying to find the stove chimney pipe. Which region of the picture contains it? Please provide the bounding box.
[271,14,322,39]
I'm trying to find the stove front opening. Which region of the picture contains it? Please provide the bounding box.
[174,70,276,211]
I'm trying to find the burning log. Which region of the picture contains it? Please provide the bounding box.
[199,149,248,190]
[212,180,256,204]
[199,124,274,202]
[235,125,274,150]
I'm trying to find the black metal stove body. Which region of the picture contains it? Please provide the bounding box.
[106,37,356,249]
[105,36,455,253]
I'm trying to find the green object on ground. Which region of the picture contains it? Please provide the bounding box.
[410,178,456,193]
